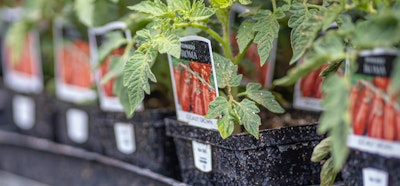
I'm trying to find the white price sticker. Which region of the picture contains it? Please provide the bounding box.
[12,95,35,130]
[192,141,212,172]
[363,168,389,186]
[66,109,88,143]
[114,122,136,154]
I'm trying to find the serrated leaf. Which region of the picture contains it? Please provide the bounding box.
[134,29,153,47]
[311,137,331,162]
[274,33,345,86]
[114,76,134,118]
[320,158,337,186]
[154,31,180,58]
[95,32,127,68]
[252,10,279,65]
[288,2,306,28]
[123,50,157,113]
[320,60,343,77]
[289,8,324,64]
[237,19,255,53]
[321,4,342,31]
[235,99,261,139]
[318,74,350,171]
[101,56,123,84]
[128,0,169,18]
[167,0,190,12]
[188,0,216,21]
[205,96,236,139]
[213,53,242,88]
[209,0,234,9]
[245,83,284,113]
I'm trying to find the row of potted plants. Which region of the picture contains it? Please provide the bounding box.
[0,0,399,185]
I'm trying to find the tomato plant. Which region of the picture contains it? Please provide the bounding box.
[274,1,400,185]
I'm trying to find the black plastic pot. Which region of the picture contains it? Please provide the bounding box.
[4,89,56,140]
[165,118,323,185]
[97,109,181,180]
[0,87,14,131]
[342,149,400,186]
[55,100,103,153]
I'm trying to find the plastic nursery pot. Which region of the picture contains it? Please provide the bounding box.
[342,149,400,186]
[96,109,181,180]
[7,89,56,140]
[55,100,103,153]
[0,87,14,131]
[165,117,324,185]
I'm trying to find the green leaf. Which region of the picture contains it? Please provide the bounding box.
[101,56,124,84]
[320,60,343,77]
[289,8,324,64]
[321,4,342,31]
[188,0,216,21]
[74,0,95,27]
[166,0,190,12]
[311,137,331,162]
[128,0,169,18]
[153,31,181,58]
[239,0,252,5]
[209,0,234,9]
[5,20,32,65]
[213,53,242,88]
[320,157,338,186]
[123,50,157,113]
[318,74,350,171]
[95,32,127,68]
[389,54,400,97]
[114,76,134,118]
[288,2,306,28]
[235,99,261,139]
[245,83,284,113]
[274,33,345,86]
[352,12,400,49]
[237,19,255,54]
[205,96,236,139]
[252,10,279,65]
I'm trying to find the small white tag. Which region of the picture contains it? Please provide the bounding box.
[114,122,136,154]
[66,109,88,143]
[363,168,389,186]
[192,141,212,172]
[12,95,35,130]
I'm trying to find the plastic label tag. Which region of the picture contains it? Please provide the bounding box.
[363,168,388,186]
[66,109,88,143]
[192,141,212,172]
[114,122,136,154]
[12,95,35,130]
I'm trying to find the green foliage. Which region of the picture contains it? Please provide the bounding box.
[252,10,280,65]
[234,99,261,139]
[389,53,400,97]
[236,19,254,54]
[205,96,235,139]
[95,32,127,68]
[311,137,331,162]
[5,19,32,65]
[213,53,242,88]
[113,76,134,118]
[101,56,124,84]
[289,3,324,64]
[245,83,284,113]
[318,75,350,171]
[320,158,337,186]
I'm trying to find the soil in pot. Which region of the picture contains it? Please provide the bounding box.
[165,109,323,185]
[97,109,181,180]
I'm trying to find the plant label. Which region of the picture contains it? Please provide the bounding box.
[1,15,43,93]
[88,22,143,112]
[362,168,388,186]
[192,141,212,172]
[12,95,35,130]
[168,36,219,130]
[114,122,136,154]
[66,108,89,144]
[347,48,400,158]
[53,19,97,103]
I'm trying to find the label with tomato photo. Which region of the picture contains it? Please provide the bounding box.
[347,48,400,158]
[2,30,43,94]
[168,36,219,130]
[293,57,326,112]
[53,20,96,103]
[88,22,142,112]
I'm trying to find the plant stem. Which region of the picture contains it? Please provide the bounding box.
[271,0,277,12]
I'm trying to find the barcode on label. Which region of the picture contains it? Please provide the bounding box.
[192,141,212,172]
